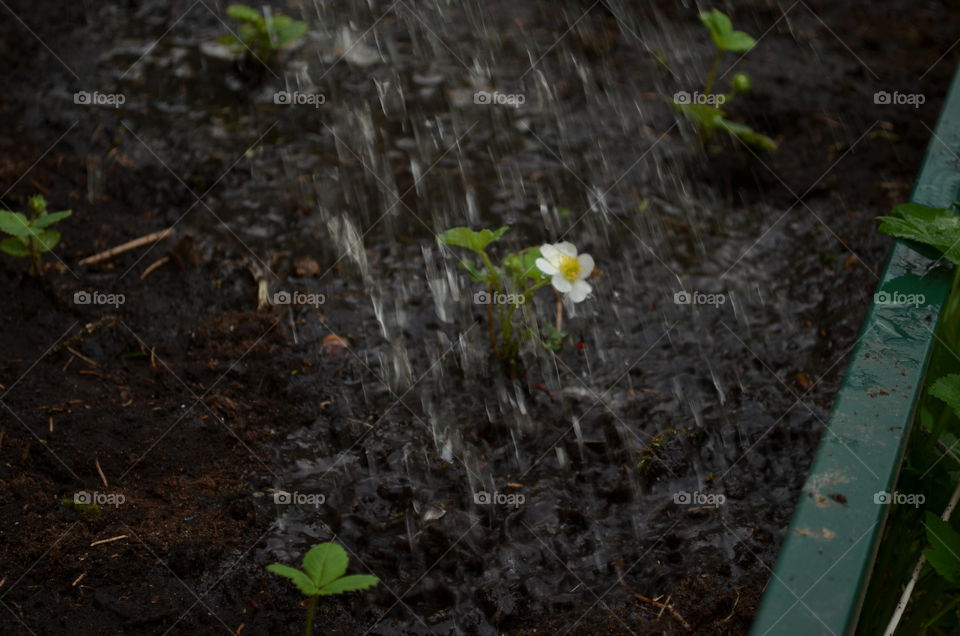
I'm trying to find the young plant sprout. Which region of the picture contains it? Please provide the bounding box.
[0,195,71,276]
[673,9,777,151]
[220,4,308,64]
[439,226,596,374]
[266,542,379,636]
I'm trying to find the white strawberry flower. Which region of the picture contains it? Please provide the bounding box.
[535,241,594,303]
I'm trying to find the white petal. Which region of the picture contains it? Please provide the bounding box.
[569,280,592,303]
[577,254,594,279]
[536,257,559,275]
[554,241,578,257]
[540,244,561,264]
[551,274,573,293]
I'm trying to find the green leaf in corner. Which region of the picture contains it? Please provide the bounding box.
[923,512,960,585]
[929,374,960,419]
[877,203,960,264]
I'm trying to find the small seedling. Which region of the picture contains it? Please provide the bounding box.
[439,227,596,374]
[220,4,308,64]
[266,542,379,636]
[673,9,776,151]
[60,498,102,519]
[0,195,71,275]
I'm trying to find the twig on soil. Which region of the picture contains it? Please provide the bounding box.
[95,458,109,488]
[884,443,960,636]
[79,228,174,265]
[90,535,127,547]
[52,317,118,353]
[48,417,53,433]
[65,346,97,367]
[620,580,692,631]
[140,255,171,279]
[71,572,86,587]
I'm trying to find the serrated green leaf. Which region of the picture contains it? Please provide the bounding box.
[876,204,960,264]
[302,543,348,588]
[699,9,756,52]
[34,230,60,253]
[0,236,29,258]
[33,210,71,229]
[924,512,960,584]
[439,226,509,253]
[317,574,380,595]
[227,4,262,23]
[266,563,320,596]
[0,211,32,237]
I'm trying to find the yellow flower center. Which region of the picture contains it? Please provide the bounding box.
[558,255,582,282]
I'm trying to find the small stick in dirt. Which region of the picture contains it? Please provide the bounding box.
[71,572,86,587]
[48,417,53,433]
[95,458,109,488]
[621,580,692,631]
[65,346,97,368]
[140,255,171,280]
[90,535,127,547]
[52,316,119,353]
[79,228,174,265]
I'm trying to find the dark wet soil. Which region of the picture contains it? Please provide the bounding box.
[1,1,958,634]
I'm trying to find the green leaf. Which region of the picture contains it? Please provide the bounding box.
[718,119,778,151]
[924,512,960,584]
[33,209,72,229]
[302,543,349,588]
[675,103,725,129]
[227,4,262,23]
[317,574,380,595]
[877,204,960,264]
[0,211,32,237]
[438,226,509,254]
[699,9,756,53]
[930,374,960,419]
[0,236,30,258]
[270,16,308,46]
[33,230,61,253]
[266,563,319,596]
[540,324,567,352]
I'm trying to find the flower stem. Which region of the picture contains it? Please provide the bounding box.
[703,50,722,96]
[304,595,318,636]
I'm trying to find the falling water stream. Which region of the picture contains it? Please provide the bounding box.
[70,0,843,631]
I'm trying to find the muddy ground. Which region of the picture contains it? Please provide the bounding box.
[1,0,958,634]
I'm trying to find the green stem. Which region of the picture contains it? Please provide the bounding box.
[304,595,318,636]
[703,50,722,96]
